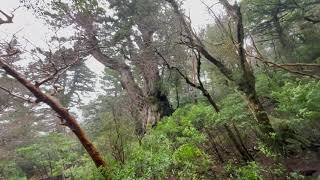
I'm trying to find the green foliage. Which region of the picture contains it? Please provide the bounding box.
[257,140,277,158]
[255,73,281,96]
[256,73,320,153]
[225,162,263,180]
[172,143,211,178]
[0,160,26,180]
[157,104,208,144]
[218,93,251,124]
[243,0,320,62]
[107,104,214,179]
[73,0,101,13]
[287,172,306,180]
[14,133,81,178]
[162,93,250,129]
[4,0,320,178]
[268,80,320,153]
[104,96,256,178]
[272,80,320,121]
[66,156,105,180]
[235,162,263,180]
[112,135,173,179]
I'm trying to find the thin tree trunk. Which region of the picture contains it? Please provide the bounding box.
[224,124,254,162]
[47,152,54,178]
[232,123,255,161]
[205,128,224,163]
[175,81,180,108]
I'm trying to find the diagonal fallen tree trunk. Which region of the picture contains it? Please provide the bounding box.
[0,58,106,168]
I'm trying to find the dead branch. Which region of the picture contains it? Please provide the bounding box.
[0,50,20,58]
[0,86,35,103]
[304,16,320,24]
[35,56,80,87]
[273,63,320,67]
[0,10,13,25]
[165,0,234,81]
[155,48,220,112]
[249,36,320,80]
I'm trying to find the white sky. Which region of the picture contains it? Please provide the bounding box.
[1,0,224,119]
[1,0,223,78]
[1,0,220,48]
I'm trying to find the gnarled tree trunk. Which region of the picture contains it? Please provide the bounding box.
[136,27,173,131]
[84,28,172,135]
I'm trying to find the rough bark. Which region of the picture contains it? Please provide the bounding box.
[89,35,172,134]
[0,59,106,168]
[136,27,173,129]
[75,11,173,134]
[165,0,275,135]
[75,4,176,133]
[234,5,274,135]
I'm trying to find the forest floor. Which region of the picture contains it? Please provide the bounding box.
[285,150,320,177]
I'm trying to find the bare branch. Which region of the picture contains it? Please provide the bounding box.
[35,56,80,87]
[201,0,227,34]
[155,49,198,88]
[0,50,20,58]
[0,86,35,103]
[165,0,234,81]
[304,16,320,24]
[166,0,275,134]
[248,36,320,80]
[155,48,220,112]
[0,10,13,25]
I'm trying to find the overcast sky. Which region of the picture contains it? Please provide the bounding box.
[0,0,225,121]
[1,0,219,47]
[1,0,220,69]
[1,0,222,118]
[0,0,224,79]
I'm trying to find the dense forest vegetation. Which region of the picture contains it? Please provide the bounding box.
[0,0,320,179]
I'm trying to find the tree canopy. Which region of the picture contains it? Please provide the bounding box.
[0,0,320,179]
